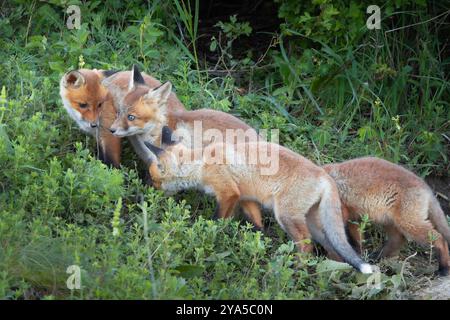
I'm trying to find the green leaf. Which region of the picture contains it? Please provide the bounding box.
[216,251,232,259]
[390,274,402,289]
[48,61,65,73]
[209,39,217,52]
[358,125,377,142]
[316,259,352,273]
[174,264,204,279]
[0,124,13,154]
[312,129,331,148]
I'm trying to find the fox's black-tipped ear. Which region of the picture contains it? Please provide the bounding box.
[144,141,164,157]
[161,126,179,146]
[132,64,145,84]
[128,64,145,92]
[102,69,119,78]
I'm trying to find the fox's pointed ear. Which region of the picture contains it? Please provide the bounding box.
[144,141,164,158]
[62,70,85,88]
[101,69,119,78]
[161,126,179,146]
[144,81,172,106]
[128,64,145,92]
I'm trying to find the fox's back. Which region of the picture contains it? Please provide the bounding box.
[180,109,251,128]
[172,109,254,135]
[324,157,426,188]
[166,109,258,150]
[202,141,325,204]
[323,157,431,220]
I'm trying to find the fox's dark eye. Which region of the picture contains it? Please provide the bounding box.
[127,114,136,121]
[98,102,103,108]
[79,103,88,109]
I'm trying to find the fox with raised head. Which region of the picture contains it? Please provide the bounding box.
[143,127,374,274]
[107,66,258,163]
[322,157,450,276]
[108,66,263,226]
[59,66,185,167]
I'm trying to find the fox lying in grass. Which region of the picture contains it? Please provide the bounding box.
[59,66,185,167]
[322,157,450,276]
[108,65,263,225]
[143,127,373,274]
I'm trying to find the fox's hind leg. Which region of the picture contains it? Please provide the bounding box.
[394,213,449,276]
[343,205,363,254]
[306,204,342,261]
[432,235,449,276]
[444,240,450,270]
[275,206,314,253]
[380,224,405,258]
[283,217,314,253]
[240,201,264,231]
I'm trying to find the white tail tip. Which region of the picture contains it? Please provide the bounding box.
[360,264,373,274]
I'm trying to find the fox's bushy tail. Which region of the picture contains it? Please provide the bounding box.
[429,196,450,245]
[319,177,373,274]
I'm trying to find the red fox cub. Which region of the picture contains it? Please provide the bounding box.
[59,66,185,167]
[323,157,450,276]
[108,66,263,226]
[108,66,257,163]
[143,128,374,274]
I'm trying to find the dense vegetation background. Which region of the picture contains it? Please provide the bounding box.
[0,0,449,299]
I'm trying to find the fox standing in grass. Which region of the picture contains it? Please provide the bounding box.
[59,67,185,167]
[143,128,373,274]
[108,65,263,225]
[322,157,450,276]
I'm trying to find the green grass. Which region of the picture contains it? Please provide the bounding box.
[0,0,448,299]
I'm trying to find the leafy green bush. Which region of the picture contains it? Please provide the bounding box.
[272,0,449,173]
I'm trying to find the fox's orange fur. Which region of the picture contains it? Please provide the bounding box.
[109,82,256,150]
[322,157,450,276]
[62,69,109,126]
[59,67,185,168]
[144,132,373,273]
[108,68,263,228]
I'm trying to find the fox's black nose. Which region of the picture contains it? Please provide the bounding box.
[109,128,116,134]
[90,123,98,128]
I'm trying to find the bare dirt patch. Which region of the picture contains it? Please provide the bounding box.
[412,277,450,300]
